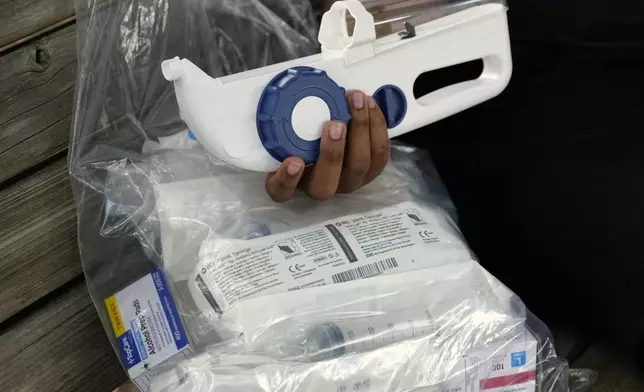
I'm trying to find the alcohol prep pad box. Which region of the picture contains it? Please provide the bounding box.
[105,269,191,388]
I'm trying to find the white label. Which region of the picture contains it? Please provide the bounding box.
[302,333,537,392]
[464,334,538,392]
[196,201,472,312]
[415,334,538,392]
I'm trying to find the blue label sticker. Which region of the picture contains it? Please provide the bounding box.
[152,269,189,350]
[119,330,142,369]
[511,351,527,368]
[130,320,148,361]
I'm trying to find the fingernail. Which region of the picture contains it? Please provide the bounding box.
[287,161,302,176]
[352,92,365,109]
[329,122,345,140]
[368,96,377,109]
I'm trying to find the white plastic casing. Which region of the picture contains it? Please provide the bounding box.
[162,1,512,172]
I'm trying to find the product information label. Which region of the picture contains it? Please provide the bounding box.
[105,269,189,379]
[324,334,537,392]
[463,334,538,392]
[415,335,537,392]
[196,201,472,312]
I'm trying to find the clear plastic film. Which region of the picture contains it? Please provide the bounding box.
[147,268,597,392]
[152,145,463,346]
[236,261,527,361]
[69,0,321,333]
[68,0,592,390]
[148,330,594,392]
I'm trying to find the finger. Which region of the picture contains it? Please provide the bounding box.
[265,157,305,203]
[364,96,390,185]
[338,90,372,193]
[302,121,347,200]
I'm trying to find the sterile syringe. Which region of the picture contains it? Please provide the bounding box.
[263,306,444,361]
[240,264,527,362]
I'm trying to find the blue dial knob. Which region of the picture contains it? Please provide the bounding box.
[257,66,351,165]
[372,84,407,129]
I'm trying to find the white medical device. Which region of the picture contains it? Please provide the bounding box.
[162,0,512,172]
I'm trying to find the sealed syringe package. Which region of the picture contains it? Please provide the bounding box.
[69,0,596,390]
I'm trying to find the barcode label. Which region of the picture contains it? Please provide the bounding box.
[331,258,399,283]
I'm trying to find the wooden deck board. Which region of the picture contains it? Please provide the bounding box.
[0,24,75,185]
[0,0,74,51]
[0,279,127,392]
[0,5,136,388]
[0,278,91,364]
[0,157,81,323]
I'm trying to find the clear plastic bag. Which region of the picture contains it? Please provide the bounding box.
[148,329,591,392]
[146,261,596,392]
[69,0,321,343]
[127,144,465,347]
[68,0,595,390]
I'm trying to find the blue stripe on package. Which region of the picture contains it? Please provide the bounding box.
[106,269,190,379]
[152,269,189,350]
[130,320,149,361]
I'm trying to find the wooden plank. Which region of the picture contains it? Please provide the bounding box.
[0,24,76,185]
[0,279,127,392]
[0,157,81,323]
[0,0,74,50]
[571,343,644,392]
[0,278,91,364]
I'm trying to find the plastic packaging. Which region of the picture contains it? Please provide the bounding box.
[236,262,527,361]
[146,261,595,392]
[147,331,560,392]
[152,145,465,345]
[149,332,541,392]
[68,0,596,391]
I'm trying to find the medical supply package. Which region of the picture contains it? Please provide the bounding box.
[68,0,596,391]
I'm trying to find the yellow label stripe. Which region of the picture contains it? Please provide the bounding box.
[105,295,126,337]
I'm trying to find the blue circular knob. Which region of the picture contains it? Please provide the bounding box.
[257,66,351,165]
[372,85,407,128]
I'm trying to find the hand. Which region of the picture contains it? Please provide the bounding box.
[266,90,390,202]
